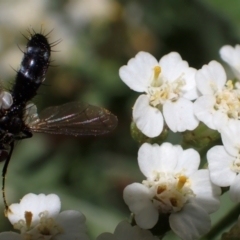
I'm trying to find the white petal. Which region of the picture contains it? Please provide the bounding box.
[194,95,217,130]
[163,98,199,132]
[159,52,189,82]
[119,52,158,92]
[157,143,183,171]
[220,45,240,79]
[220,121,240,156]
[123,184,158,229]
[133,95,164,137]
[96,233,115,240]
[55,210,89,240]
[195,61,226,95]
[181,67,199,100]
[170,203,211,240]
[138,143,183,177]
[97,221,155,240]
[130,225,156,240]
[193,95,216,130]
[159,52,199,100]
[114,221,134,240]
[175,148,200,176]
[8,193,61,226]
[220,45,240,66]
[0,232,22,240]
[189,169,221,213]
[138,143,162,178]
[230,173,240,202]
[135,204,158,229]
[212,110,229,131]
[123,183,154,213]
[207,146,236,186]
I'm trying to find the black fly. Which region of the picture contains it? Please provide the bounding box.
[0,30,117,212]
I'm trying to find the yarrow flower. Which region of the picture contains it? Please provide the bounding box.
[0,193,89,240]
[220,44,240,80]
[207,121,240,202]
[123,143,221,240]
[119,51,199,138]
[194,60,240,131]
[96,221,157,240]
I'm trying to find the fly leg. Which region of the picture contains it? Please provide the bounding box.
[2,142,14,214]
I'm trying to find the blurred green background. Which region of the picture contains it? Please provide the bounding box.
[0,0,239,239]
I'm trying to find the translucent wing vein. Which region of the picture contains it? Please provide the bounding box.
[29,102,118,136]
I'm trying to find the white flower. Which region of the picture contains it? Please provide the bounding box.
[123,143,221,240]
[207,121,240,202]
[194,60,240,131]
[96,221,157,240]
[119,51,199,138]
[219,44,240,80]
[0,193,89,240]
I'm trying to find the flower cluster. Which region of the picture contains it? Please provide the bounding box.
[119,47,240,137]
[119,45,240,239]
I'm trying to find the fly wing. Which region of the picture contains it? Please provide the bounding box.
[29,102,118,136]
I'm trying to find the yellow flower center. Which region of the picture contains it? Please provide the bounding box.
[12,210,63,239]
[148,65,186,107]
[214,80,240,119]
[143,171,195,213]
[231,151,240,172]
[25,211,33,229]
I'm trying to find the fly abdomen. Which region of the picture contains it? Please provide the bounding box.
[11,33,51,104]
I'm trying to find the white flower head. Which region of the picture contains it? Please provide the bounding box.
[219,44,240,80]
[0,193,89,240]
[123,143,221,240]
[119,51,199,138]
[207,121,240,202]
[96,221,157,240]
[194,60,240,131]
